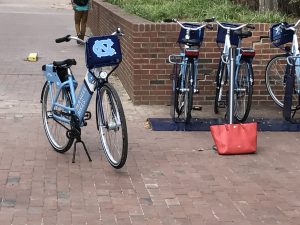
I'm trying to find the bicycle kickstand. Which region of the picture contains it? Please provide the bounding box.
[72,136,92,163]
[68,116,92,163]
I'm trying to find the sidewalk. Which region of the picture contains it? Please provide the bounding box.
[0,1,300,225]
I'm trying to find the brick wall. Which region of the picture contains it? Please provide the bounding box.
[88,0,282,105]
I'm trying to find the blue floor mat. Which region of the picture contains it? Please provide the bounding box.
[147,118,300,131]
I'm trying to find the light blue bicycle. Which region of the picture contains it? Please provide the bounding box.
[265,19,300,120]
[40,28,128,168]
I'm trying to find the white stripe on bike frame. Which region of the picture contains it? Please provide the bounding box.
[84,71,95,93]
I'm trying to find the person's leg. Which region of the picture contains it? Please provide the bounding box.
[79,11,88,40]
[74,10,83,36]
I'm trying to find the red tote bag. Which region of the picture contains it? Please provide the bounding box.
[210,122,257,155]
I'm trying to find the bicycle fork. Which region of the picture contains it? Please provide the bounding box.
[96,84,121,132]
[179,59,198,93]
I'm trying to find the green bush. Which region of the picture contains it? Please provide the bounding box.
[103,0,290,22]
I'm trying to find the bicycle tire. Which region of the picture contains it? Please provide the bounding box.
[171,64,181,119]
[234,61,253,122]
[170,70,177,119]
[42,82,74,153]
[96,83,128,169]
[214,60,226,114]
[184,62,194,123]
[174,65,185,117]
[265,54,298,110]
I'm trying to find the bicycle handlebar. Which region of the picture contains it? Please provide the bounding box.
[281,19,300,31]
[55,28,124,44]
[163,18,175,23]
[55,35,71,43]
[111,27,124,36]
[215,20,255,31]
[163,17,215,30]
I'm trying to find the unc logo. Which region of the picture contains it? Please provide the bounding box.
[92,39,116,58]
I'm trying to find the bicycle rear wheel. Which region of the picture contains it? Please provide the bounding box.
[265,55,298,110]
[234,61,253,122]
[96,83,128,169]
[42,82,74,153]
[214,60,226,114]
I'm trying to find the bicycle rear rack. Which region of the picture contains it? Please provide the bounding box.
[168,54,185,64]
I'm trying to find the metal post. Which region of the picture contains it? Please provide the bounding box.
[228,47,236,124]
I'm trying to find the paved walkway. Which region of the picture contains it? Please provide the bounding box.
[0,1,300,225]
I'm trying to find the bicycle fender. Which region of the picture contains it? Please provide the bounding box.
[40,81,48,103]
[43,64,62,85]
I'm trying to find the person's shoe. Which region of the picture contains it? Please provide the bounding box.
[77,33,82,44]
[79,34,84,40]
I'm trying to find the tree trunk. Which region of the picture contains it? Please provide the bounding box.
[259,0,278,12]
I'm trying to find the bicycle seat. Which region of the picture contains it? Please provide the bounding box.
[53,59,77,68]
[180,38,201,46]
[234,30,252,39]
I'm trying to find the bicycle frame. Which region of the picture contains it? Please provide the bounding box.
[41,29,128,167]
[43,65,117,127]
[286,19,300,65]
[43,68,90,124]
[217,22,253,92]
[177,55,199,92]
[168,19,209,93]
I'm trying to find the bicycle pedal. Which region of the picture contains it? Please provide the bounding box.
[218,101,227,108]
[170,73,176,80]
[84,111,92,120]
[192,105,202,111]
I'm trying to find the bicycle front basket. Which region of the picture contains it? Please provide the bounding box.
[216,22,240,46]
[269,22,294,47]
[85,35,122,69]
[177,23,204,46]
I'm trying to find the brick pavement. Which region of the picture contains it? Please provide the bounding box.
[0,1,300,225]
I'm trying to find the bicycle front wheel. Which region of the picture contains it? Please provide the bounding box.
[96,83,128,169]
[174,65,185,117]
[42,82,74,153]
[265,55,298,110]
[172,64,182,117]
[214,60,226,114]
[234,61,253,122]
[184,62,194,123]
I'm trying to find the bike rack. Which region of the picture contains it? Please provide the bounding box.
[158,46,300,130]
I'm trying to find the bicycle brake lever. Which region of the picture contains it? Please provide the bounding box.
[112,28,124,36]
[246,24,255,29]
[163,18,175,23]
[55,35,71,43]
[206,24,214,30]
[203,17,215,23]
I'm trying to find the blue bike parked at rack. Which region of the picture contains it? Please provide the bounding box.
[40,28,128,168]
